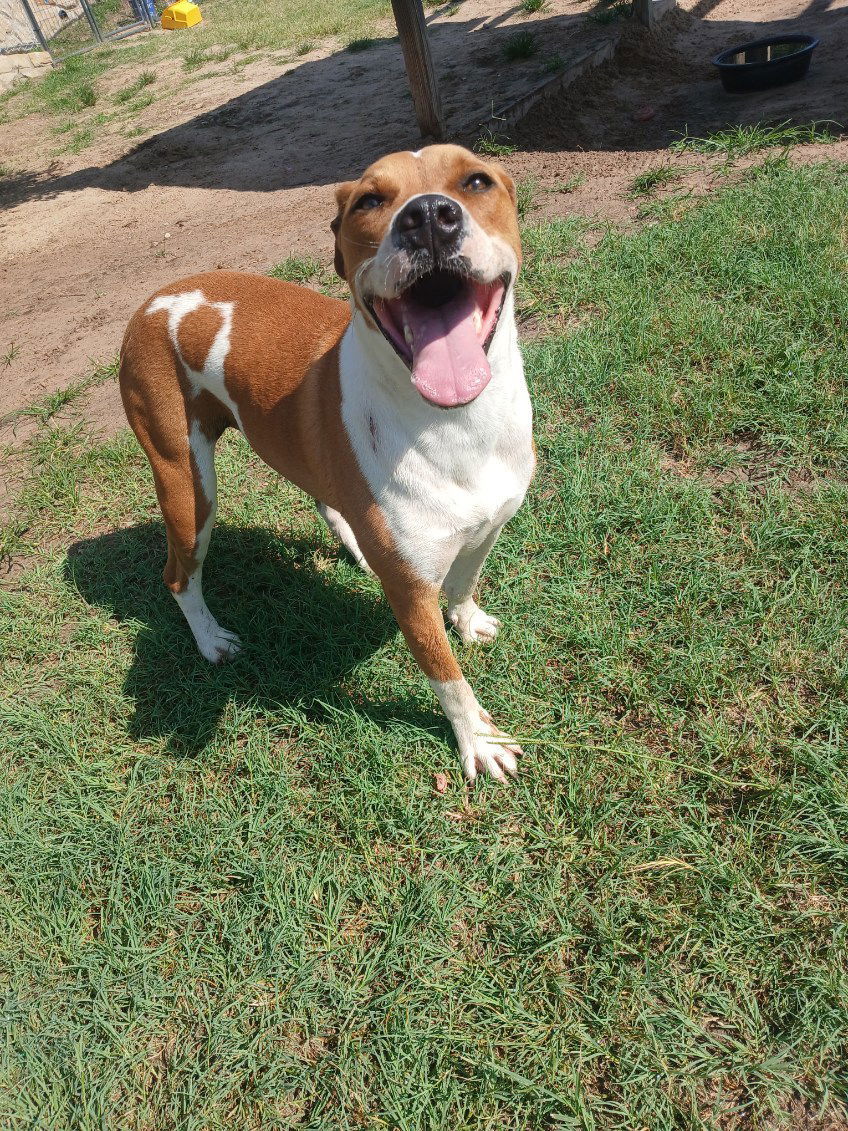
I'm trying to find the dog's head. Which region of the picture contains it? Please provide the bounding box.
[331,144,521,408]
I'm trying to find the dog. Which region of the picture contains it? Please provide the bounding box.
[119,144,535,781]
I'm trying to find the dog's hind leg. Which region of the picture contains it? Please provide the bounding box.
[317,501,373,574]
[123,370,241,663]
[161,417,242,663]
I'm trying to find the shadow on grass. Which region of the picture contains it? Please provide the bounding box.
[65,521,440,756]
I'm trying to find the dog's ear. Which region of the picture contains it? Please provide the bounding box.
[488,161,517,207]
[331,180,356,280]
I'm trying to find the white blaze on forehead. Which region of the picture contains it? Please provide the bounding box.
[146,290,243,430]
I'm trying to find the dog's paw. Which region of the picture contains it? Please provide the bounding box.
[449,602,501,644]
[461,710,522,783]
[197,625,242,664]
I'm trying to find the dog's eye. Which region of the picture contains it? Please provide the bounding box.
[463,173,493,193]
[354,193,384,211]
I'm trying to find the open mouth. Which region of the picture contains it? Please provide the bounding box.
[368,267,508,408]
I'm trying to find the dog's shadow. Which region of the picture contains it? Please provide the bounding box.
[65,522,440,756]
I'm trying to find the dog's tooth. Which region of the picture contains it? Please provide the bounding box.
[473,310,482,333]
[403,322,413,346]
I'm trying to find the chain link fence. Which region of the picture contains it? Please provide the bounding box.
[2,0,155,64]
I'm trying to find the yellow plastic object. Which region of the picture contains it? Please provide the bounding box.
[161,0,202,30]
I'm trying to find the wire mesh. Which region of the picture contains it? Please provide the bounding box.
[11,0,154,62]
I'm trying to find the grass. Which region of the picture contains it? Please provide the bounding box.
[672,120,841,159]
[32,55,107,115]
[552,172,585,193]
[269,255,345,297]
[515,174,537,219]
[1,358,117,428]
[589,0,631,24]
[2,162,848,1127]
[629,163,686,196]
[114,69,156,105]
[474,129,517,157]
[182,45,234,72]
[346,36,377,51]
[519,0,546,12]
[502,30,537,61]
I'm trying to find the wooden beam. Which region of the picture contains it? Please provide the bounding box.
[391,0,445,141]
[633,0,653,25]
[633,0,677,27]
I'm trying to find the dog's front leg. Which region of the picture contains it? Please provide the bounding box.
[443,527,503,644]
[382,577,522,782]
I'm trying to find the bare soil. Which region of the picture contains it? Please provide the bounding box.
[1,0,846,437]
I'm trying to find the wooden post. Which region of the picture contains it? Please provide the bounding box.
[634,0,677,27]
[633,0,653,26]
[391,0,445,141]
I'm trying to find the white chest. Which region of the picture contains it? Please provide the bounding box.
[339,310,534,585]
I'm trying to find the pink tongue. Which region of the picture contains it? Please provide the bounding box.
[403,290,491,408]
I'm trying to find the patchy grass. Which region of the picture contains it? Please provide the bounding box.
[515,174,538,219]
[519,0,546,12]
[32,55,107,115]
[269,255,345,298]
[2,162,848,1128]
[672,119,842,159]
[630,163,686,196]
[474,129,517,157]
[1,358,117,429]
[346,36,378,51]
[182,44,234,72]
[502,30,537,61]
[556,172,585,193]
[589,0,631,24]
[114,69,156,105]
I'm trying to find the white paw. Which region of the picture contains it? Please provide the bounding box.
[449,603,501,644]
[196,624,242,664]
[461,710,522,783]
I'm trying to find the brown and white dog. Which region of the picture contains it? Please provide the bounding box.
[119,144,535,781]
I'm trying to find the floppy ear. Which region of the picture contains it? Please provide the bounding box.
[331,180,355,280]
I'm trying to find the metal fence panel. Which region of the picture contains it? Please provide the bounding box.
[9,0,154,62]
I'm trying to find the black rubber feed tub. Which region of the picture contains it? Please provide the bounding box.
[713,35,818,93]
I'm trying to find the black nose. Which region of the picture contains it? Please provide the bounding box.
[394,194,463,258]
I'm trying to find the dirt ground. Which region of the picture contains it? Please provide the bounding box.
[1,0,847,436]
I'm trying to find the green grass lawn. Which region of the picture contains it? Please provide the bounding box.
[2,160,847,1129]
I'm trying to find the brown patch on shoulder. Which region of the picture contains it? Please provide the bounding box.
[176,302,225,375]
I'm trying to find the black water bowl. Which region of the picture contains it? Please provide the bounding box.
[713,35,818,93]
